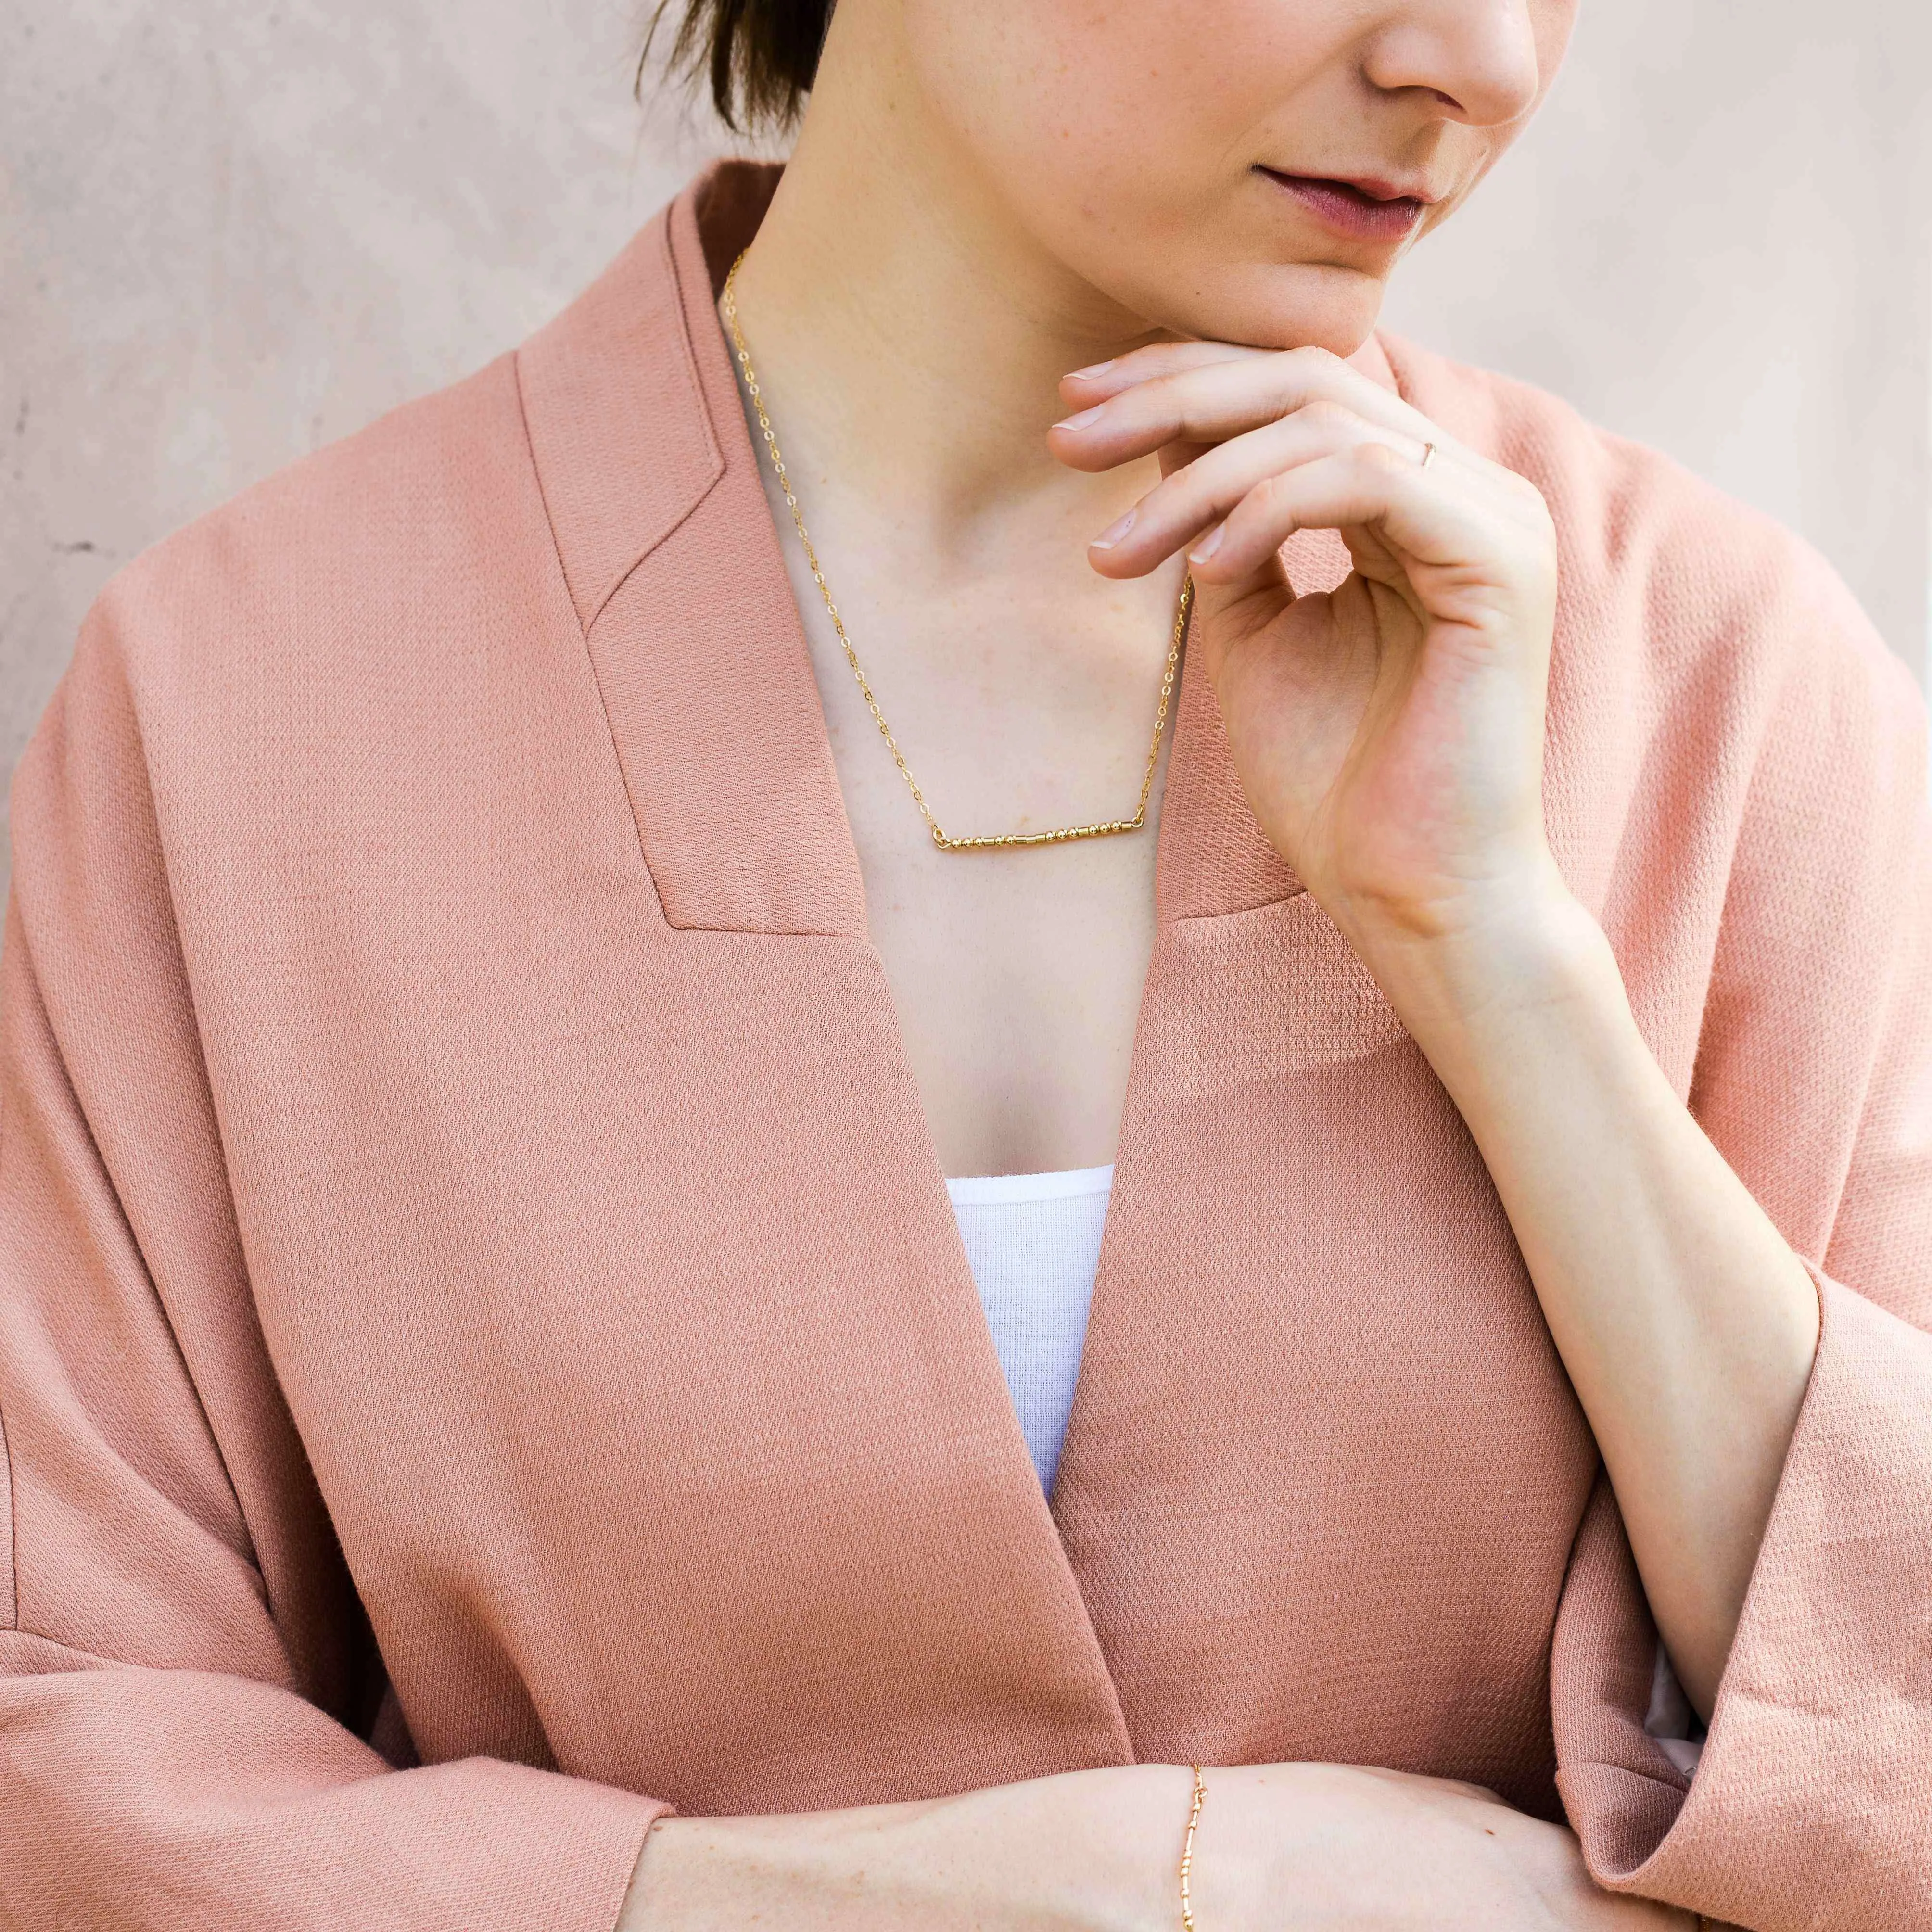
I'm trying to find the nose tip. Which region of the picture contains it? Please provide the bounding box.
[1366,2,1546,129]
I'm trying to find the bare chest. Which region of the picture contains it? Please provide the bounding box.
[772,546,1185,1176]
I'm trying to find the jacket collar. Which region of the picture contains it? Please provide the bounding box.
[516,163,786,634]
[514,161,1404,931]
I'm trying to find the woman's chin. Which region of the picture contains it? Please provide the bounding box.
[1186,269,1391,358]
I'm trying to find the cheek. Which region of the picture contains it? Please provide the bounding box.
[896,0,1437,350]
[905,0,1268,241]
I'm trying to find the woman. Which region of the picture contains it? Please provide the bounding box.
[0,0,1926,1925]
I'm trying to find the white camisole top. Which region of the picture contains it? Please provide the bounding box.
[943,1164,1113,1493]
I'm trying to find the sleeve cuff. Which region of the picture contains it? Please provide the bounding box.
[1552,1271,1932,1930]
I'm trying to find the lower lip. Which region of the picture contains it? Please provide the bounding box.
[1258,169,1425,243]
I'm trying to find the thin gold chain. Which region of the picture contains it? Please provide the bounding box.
[721,252,1192,852]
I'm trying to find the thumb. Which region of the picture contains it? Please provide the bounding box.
[1184,539,1300,681]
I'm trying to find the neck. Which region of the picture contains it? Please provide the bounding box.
[725,6,1168,552]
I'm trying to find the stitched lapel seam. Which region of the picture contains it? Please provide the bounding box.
[574,213,729,635]
[515,206,727,642]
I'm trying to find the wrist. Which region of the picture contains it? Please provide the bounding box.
[621,1796,963,1932]
[1339,863,1619,1046]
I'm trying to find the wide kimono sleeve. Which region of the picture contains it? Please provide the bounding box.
[1550,539,1932,1931]
[0,597,667,1929]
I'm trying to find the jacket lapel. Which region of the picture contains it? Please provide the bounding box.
[518,166,866,938]
[511,165,1135,1793]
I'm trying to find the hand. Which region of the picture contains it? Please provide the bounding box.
[620,1761,1694,1931]
[1196,1762,1695,1930]
[1050,342,1565,966]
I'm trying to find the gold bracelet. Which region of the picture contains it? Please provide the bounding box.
[1178,1765,1206,1929]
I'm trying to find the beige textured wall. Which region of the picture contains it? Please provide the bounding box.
[4,2,1929,877]
[1381,1,1932,678]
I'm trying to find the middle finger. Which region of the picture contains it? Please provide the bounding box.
[1086,403,1424,576]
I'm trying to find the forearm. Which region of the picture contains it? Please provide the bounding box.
[619,1766,1184,1932]
[1352,872,1820,1716]
[621,1761,1688,1931]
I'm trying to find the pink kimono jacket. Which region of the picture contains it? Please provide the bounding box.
[1,161,1928,1932]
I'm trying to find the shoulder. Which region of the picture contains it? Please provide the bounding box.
[74,345,546,709]
[34,195,719,810]
[7,353,550,908]
[57,178,727,706]
[1379,330,1921,814]
[1381,331,1910,696]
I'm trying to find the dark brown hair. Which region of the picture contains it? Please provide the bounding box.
[640,0,835,132]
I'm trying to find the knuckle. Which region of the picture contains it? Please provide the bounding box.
[1123,373,1183,426]
[1248,470,1299,518]
[1161,476,1218,528]
[1178,448,1242,510]
[1300,398,1355,433]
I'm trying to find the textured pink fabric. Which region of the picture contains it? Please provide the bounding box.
[1,161,1928,1930]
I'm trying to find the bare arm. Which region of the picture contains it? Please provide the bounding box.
[622,1762,1691,1930]
[1361,886,1816,1715]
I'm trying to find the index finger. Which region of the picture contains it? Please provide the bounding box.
[1053,343,1436,468]
[1058,339,1270,406]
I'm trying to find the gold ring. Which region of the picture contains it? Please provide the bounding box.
[1420,441,1438,470]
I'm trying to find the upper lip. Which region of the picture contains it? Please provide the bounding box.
[1258,165,1445,206]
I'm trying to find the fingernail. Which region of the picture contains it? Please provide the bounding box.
[1091,508,1137,550]
[1068,360,1115,380]
[1053,405,1107,431]
[1189,525,1225,563]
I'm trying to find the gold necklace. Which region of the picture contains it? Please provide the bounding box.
[721,253,1192,852]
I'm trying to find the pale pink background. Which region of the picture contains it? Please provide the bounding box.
[4,1,1929,877]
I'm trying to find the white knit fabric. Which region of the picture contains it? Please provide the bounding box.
[945,1164,1113,1492]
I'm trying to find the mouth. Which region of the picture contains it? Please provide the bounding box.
[1254,166,1433,243]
